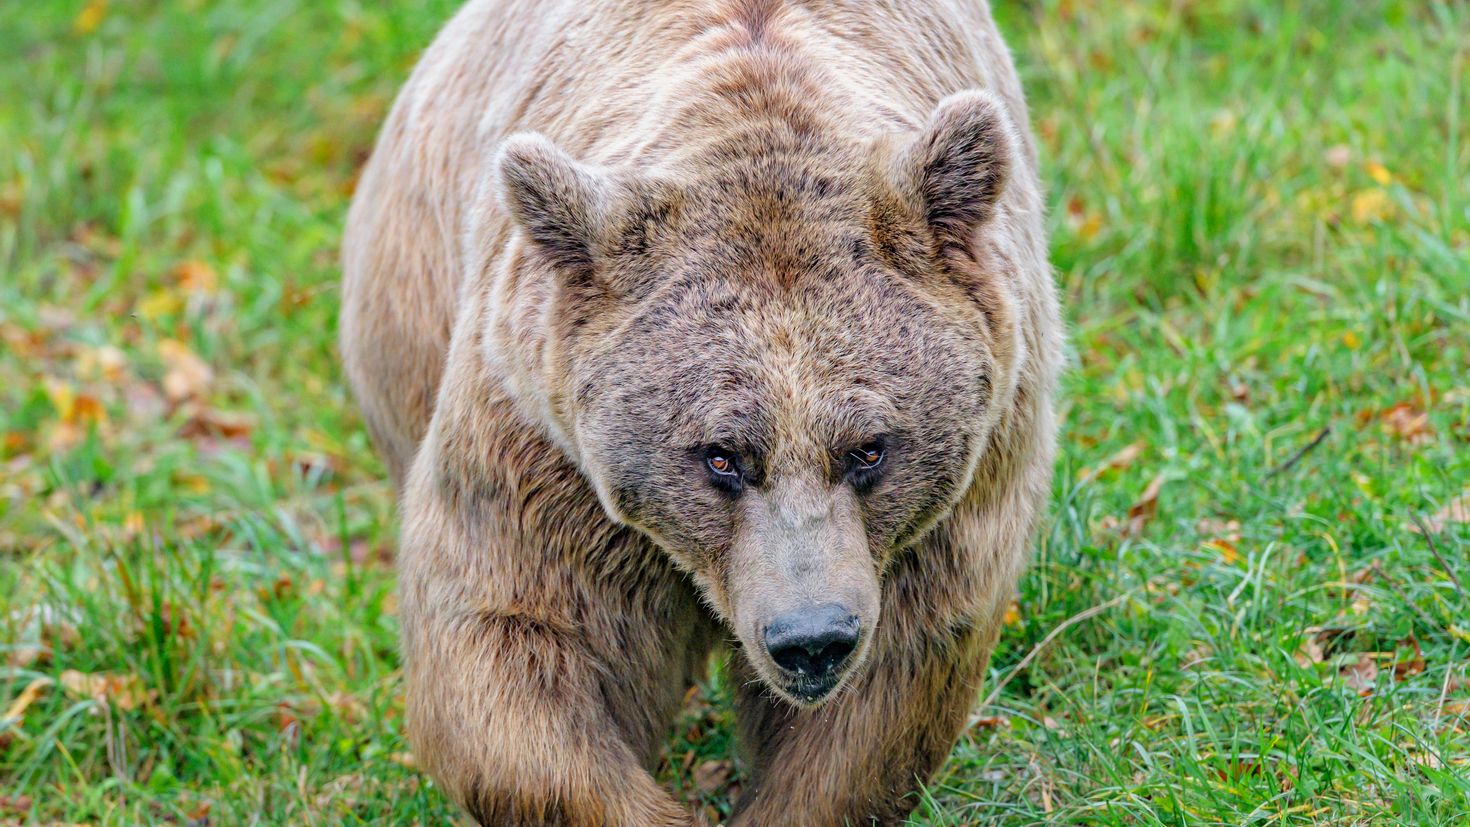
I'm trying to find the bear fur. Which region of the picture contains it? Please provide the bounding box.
[339,0,1061,824]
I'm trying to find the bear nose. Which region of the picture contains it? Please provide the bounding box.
[764,603,860,677]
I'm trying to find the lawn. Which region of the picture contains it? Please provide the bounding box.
[1,0,1467,824]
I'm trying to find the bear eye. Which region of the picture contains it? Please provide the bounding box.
[708,453,737,476]
[843,439,888,492]
[849,444,885,469]
[703,446,744,495]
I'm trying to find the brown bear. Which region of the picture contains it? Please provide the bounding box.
[339,0,1061,824]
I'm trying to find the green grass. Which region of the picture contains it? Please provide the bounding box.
[2,0,1466,824]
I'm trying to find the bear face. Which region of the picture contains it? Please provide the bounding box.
[490,91,1021,706]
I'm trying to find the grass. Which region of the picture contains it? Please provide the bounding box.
[1,0,1466,824]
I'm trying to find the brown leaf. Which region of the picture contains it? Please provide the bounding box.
[1196,518,1242,543]
[1379,402,1433,445]
[693,759,732,796]
[175,260,218,294]
[1393,637,1426,681]
[1079,441,1144,483]
[58,669,155,711]
[1126,473,1168,535]
[178,405,255,442]
[1341,654,1378,696]
[1411,491,1470,535]
[157,339,213,402]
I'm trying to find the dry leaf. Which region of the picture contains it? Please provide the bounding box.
[0,793,35,813]
[59,669,155,711]
[1196,518,1242,543]
[1324,144,1352,169]
[179,406,255,442]
[1126,473,1167,535]
[175,260,218,293]
[693,759,732,795]
[73,0,107,34]
[1364,160,1393,185]
[1203,538,1240,566]
[1350,189,1393,224]
[1341,654,1378,696]
[1002,601,1022,626]
[1412,491,1470,534]
[1,677,53,725]
[157,339,213,402]
[1379,402,1433,444]
[1393,637,1426,681]
[75,345,127,383]
[1079,441,1145,483]
[137,289,184,320]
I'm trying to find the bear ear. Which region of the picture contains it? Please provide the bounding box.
[494,133,619,280]
[896,90,1018,252]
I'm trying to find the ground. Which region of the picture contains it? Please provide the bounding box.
[1,0,1467,824]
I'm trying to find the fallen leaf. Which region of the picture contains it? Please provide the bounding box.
[1079,441,1145,483]
[1,677,53,725]
[1364,160,1393,185]
[1126,473,1167,535]
[1341,654,1378,696]
[157,339,213,402]
[1412,491,1470,534]
[1379,402,1433,445]
[178,406,255,442]
[175,260,218,293]
[1393,637,1426,681]
[1350,189,1393,225]
[59,669,155,711]
[73,0,107,35]
[137,289,184,321]
[1324,144,1352,169]
[1203,538,1240,566]
[1195,517,1242,543]
[1295,636,1326,668]
[970,715,1009,729]
[75,345,127,383]
[1002,601,1022,626]
[693,759,732,795]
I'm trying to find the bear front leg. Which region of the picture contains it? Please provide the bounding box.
[398,455,714,826]
[729,583,1006,826]
[403,603,707,827]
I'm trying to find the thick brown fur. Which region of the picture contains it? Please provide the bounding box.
[340,1,1061,824]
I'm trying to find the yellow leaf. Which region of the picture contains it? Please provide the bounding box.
[137,289,183,321]
[1350,189,1392,225]
[73,0,107,35]
[1203,538,1240,565]
[2,677,53,724]
[1342,331,1361,349]
[1364,160,1393,186]
[43,377,75,421]
[1002,602,1022,626]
